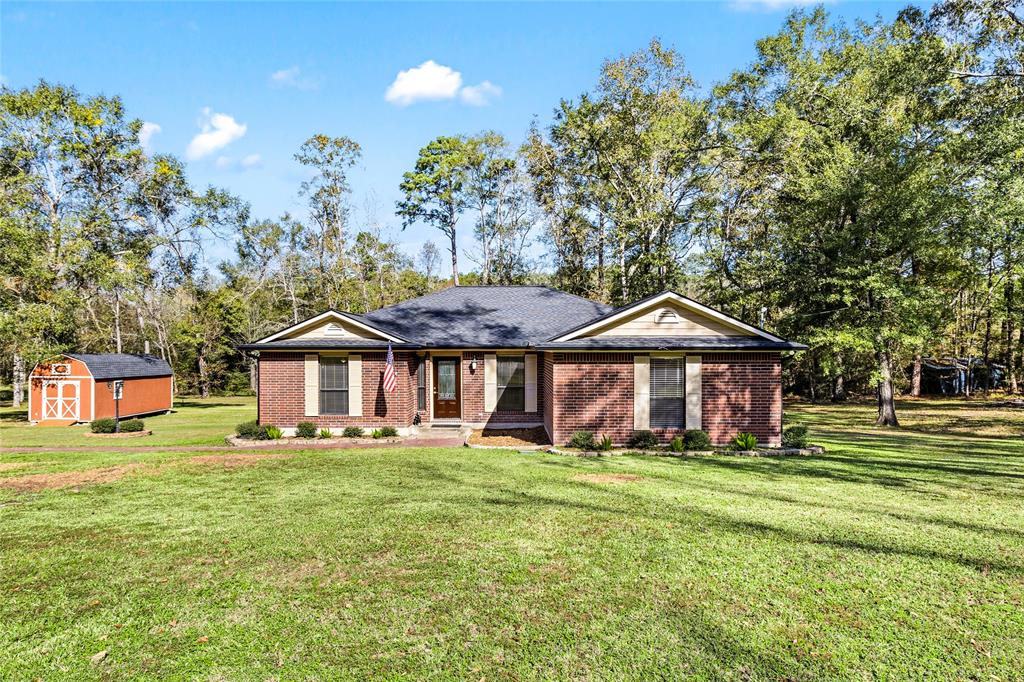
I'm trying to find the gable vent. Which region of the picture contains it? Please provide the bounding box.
[324,323,346,338]
[656,309,679,324]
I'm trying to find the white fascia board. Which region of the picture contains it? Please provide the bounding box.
[255,310,407,344]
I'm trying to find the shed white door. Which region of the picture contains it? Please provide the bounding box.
[42,380,80,421]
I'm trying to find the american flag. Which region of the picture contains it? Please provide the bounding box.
[382,341,397,393]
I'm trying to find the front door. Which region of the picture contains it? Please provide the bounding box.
[433,357,461,419]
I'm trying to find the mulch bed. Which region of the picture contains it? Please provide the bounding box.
[84,430,152,439]
[467,427,550,447]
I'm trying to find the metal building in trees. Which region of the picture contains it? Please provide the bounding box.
[28,354,173,425]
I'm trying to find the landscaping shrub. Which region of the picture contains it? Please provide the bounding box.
[380,426,399,438]
[264,425,283,440]
[669,436,684,452]
[90,418,116,434]
[120,419,144,433]
[598,435,613,451]
[683,429,713,451]
[318,428,332,439]
[295,421,317,438]
[342,426,364,438]
[371,429,384,439]
[782,425,809,448]
[568,430,596,450]
[732,432,758,451]
[236,420,264,439]
[627,430,659,449]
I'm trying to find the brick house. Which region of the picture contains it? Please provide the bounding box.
[239,287,806,446]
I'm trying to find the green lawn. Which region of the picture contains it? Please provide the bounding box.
[1,399,1023,679]
[0,396,255,448]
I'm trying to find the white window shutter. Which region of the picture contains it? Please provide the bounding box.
[685,355,702,430]
[525,354,537,413]
[634,355,650,430]
[484,354,497,411]
[348,354,362,417]
[304,354,319,417]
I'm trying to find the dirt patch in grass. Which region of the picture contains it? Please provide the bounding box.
[186,453,292,468]
[469,426,550,447]
[0,462,27,472]
[0,464,145,492]
[572,473,644,485]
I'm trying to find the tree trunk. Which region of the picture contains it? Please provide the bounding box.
[198,349,210,399]
[249,356,258,392]
[875,346,900,427]
[911,355,922,397]
[12,353,25,408]
[113,291,123,353]
[449,224,459,286]
[831,352,846,402]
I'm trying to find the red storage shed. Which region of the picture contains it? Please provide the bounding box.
[28,353,173,425]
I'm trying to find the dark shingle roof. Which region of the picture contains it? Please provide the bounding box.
[362,286,612,347]
[66,353,172,380]
[536,336,808,351]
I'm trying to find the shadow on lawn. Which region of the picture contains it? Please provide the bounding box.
[0,410,28,422]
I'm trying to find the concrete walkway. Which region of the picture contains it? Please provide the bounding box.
[0,435,467,455]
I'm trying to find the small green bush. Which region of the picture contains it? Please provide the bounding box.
[295,421,317,438]
[380,426,399,438]
[236,420,263,439]
[264,425,283,440]
[627,430,659,449]
[90,418,116,434]
[371,429,384,439]
[568,430,596,450]
[598,435,613,451]
[120,418,144,433]
[343,426,364,438]
[732,432,758,451]
[669,436,684,452]
[318,428,332,439]
[782,425,809,448]
[683,429,713,451]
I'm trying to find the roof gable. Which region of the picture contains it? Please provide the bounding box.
[549,291,784,343]
[254,310,408,344]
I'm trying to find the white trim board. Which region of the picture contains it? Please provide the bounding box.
[550,291,784,343]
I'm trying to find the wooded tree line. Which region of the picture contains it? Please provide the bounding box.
[2,0,1022,426]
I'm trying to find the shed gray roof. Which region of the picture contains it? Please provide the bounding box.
[66,353,172,380]
[362,286,612,347]
[536,336,808,351]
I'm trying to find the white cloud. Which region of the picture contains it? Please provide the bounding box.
[385,60,463,106]
[185,108,247,161]
[215,155,233,169]
[269,65,319,90]
[139,121,161,150]
[459,80,502,107]
[240,153,262,169]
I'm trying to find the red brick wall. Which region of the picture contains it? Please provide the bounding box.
[258,351,415,429]
[550,353,635,445]
[461,351,544,426]
[702,352,782,446]
[549,351,784,447]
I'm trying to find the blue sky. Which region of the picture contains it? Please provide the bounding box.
[1,1,913,270]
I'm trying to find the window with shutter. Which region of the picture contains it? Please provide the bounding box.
[496,356,525,411]
[650,358,684,429]
[320,357,349,415]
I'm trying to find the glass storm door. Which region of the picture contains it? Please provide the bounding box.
[433,357,461,419]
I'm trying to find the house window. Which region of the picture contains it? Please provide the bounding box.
[417,359,426,411]
[650,357,685,429]
[496,356,525,411]
[320,357,348,415]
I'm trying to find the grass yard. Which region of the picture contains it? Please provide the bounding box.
[0,396,255,448]
[1,399,1023,679]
